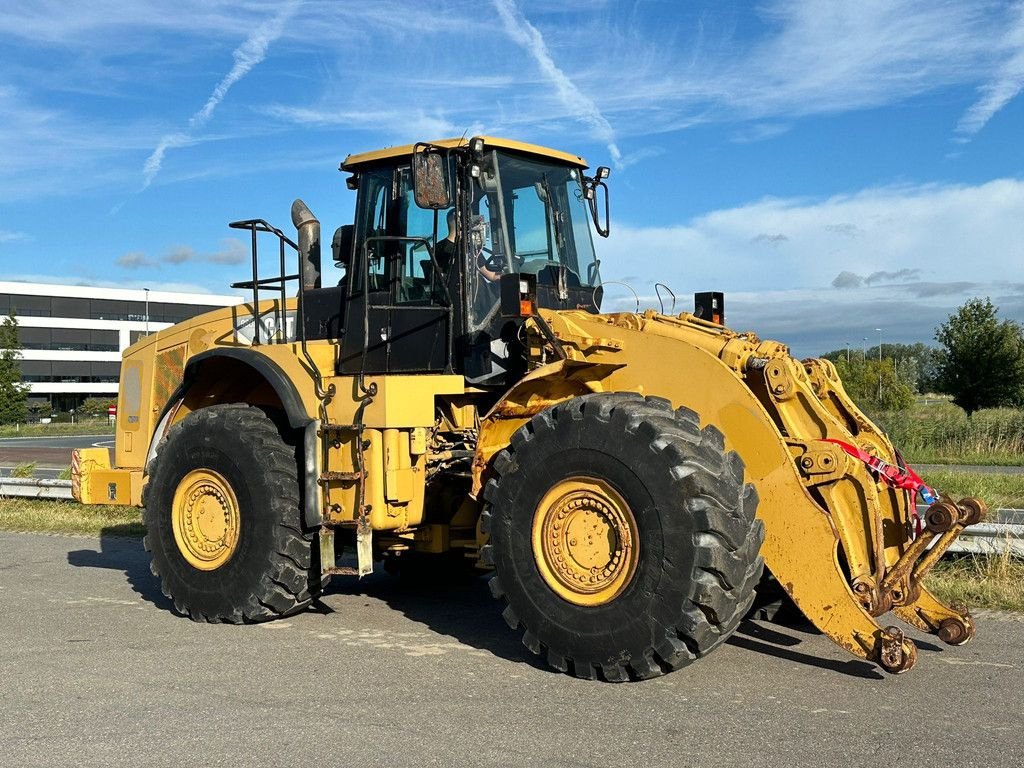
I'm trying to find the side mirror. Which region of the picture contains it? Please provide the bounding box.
[412,143,451,209]
[333,225,354,268]
[583,167,610,238]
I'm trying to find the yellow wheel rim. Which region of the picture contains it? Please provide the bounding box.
[171,469,241,571]
[531,477,640,607]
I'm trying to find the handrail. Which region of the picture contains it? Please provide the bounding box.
[228,219,300,346]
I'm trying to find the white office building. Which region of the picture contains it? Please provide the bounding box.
[0,281,241,411]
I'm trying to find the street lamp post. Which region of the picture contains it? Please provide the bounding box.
[875,328,883,402]
[845,341,850,364]
[144,288,150,334]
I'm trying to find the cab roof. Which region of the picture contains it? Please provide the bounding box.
[341,136,588,172]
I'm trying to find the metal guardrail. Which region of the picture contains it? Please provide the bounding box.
[897,504,1024,556]
[947,523,1024,557]
[0,480,1021,556]
[0,477,74,500]
[991,508,1024,526]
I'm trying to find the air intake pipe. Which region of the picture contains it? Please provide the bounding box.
[291,198,322,290]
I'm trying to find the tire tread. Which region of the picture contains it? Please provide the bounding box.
[144,403,322,624]
[483,393,763,680]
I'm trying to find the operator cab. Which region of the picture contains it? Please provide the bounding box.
[334,136,611,386]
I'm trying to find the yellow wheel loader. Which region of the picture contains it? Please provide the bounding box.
[74,136,985,680]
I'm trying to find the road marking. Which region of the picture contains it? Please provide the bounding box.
[61,596,140,607]
[91,441,115,447]
[305,627,487,659]
[942,658,1015,669]
[0,435,111,442]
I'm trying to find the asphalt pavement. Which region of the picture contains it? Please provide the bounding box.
[0,530,1021,768]
[0,435,114,449]
[0,435,113,475]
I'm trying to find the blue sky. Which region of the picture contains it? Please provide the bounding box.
[1,0,1022,357]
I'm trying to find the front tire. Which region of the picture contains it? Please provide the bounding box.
[481,393,763,681]
[144,403,322,623]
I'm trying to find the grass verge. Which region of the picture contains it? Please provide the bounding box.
[11,462,36,478]
[926,551,1024,613]
[0,422,115,438]
[877,405,1024,466]
[919,470,1024,510]
[0,498,143,537]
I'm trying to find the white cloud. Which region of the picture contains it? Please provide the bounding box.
[487,1,1007,142]
[599,280,1024,358]
[256,0,1018,160]
[2,2,260,45]
[2,0,1019,203]
[141,1,299,188]
[492,0,622,166]
[731,123,791,143]
[0,230,29,243]
[260,105,478,142]
[206,238,248,265]
[0,273,221,295]
[600,178,1024,292]
[956,1,1024,136]
[0,84,156,202]
[116,251,156,269]
[114,238,248,269]
[597,177,1024,354]
[142,133,190,188]
[1,0,1021,209]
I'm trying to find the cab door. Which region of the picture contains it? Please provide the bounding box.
[339,165,452,375]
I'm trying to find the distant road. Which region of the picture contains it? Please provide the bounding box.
[0,435,113,470]
[916,463,1024,476]
[0,466,64,479]
[0,435,113,450]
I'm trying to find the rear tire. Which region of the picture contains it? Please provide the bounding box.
[481,393,763,681]
[144,403,322,623]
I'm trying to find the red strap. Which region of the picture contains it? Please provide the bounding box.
[818,438,937,504]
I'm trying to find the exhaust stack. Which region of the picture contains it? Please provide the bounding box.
[291,198,322,290]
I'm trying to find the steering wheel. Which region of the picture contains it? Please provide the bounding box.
[478,245,506,272]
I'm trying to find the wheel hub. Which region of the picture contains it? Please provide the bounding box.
[171,469,240,571]
[532,477,639,606]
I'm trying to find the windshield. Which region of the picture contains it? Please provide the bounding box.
[467,151,600,330]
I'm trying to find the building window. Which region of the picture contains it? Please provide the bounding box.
[8,295,51,317]
[15,327,118,351]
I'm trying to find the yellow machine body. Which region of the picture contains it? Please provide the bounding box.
[473,308,984,671]
[72,135,984,675]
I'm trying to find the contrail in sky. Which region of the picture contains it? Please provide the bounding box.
[142,1,300,189]
[955,3,1024,138]
[492,0,622,167]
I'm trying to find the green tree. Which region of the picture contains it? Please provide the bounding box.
[821,342,940,394]
[0,312,29,424]
[833,357,914,412]
[27,399,52,420]
[935,298,1024,415]
[79,397,117,418]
